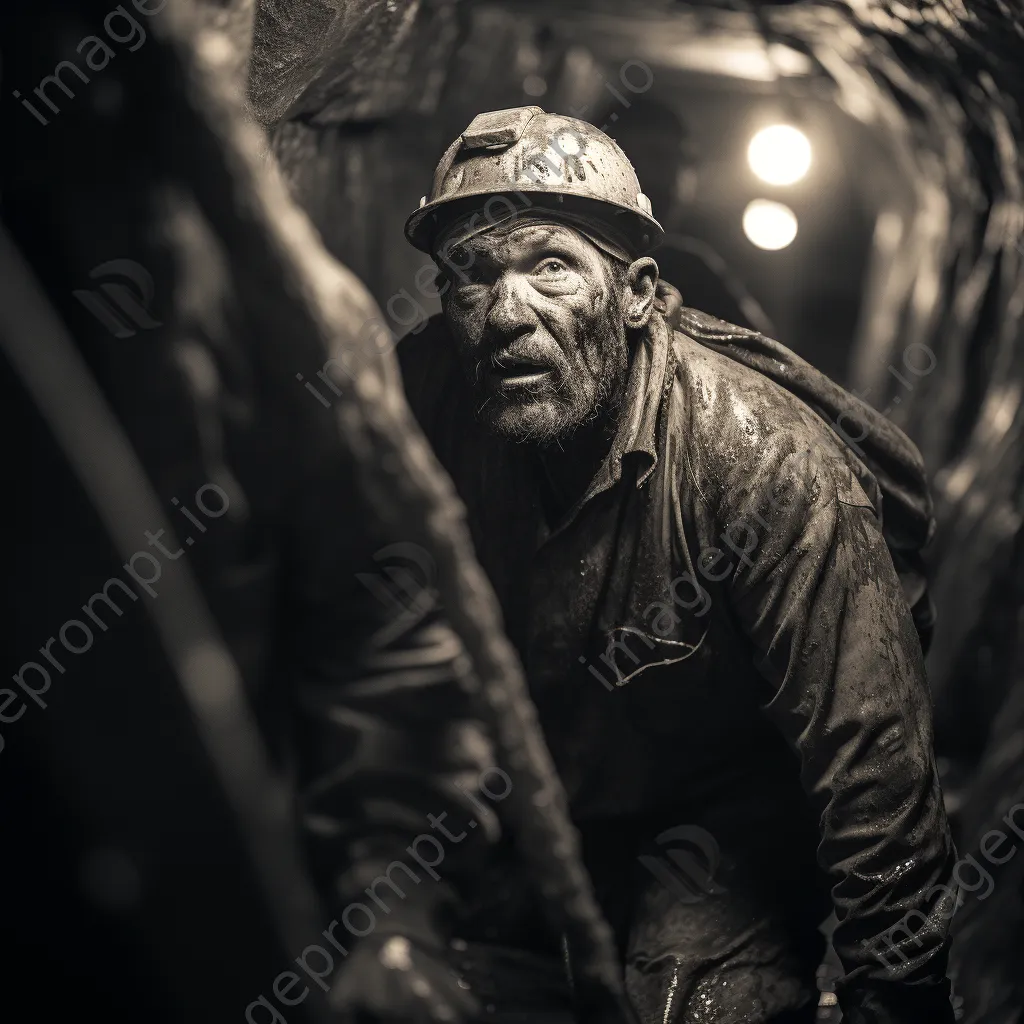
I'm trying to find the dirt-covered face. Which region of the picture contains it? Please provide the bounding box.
[437,221,658,444]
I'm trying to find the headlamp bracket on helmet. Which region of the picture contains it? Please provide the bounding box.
[460,106,544,151]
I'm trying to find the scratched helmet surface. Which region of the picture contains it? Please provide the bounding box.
[405,105,664,256]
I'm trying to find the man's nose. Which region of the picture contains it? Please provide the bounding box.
[485,274,535,342]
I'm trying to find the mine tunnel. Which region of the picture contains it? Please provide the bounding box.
[1,2,1022,1023]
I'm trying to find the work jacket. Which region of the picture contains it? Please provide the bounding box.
[398,305,959,1024]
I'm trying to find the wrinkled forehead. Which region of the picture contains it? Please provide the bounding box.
[470,220,584,253]
[436,202,637,267]
[443,219,605,268]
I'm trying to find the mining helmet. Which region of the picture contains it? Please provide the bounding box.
[405,106,664,257]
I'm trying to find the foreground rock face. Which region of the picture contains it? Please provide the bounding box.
[1,2,632,1020]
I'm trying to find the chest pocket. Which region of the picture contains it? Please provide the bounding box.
[598,622,719,742]
[598,624,709,687]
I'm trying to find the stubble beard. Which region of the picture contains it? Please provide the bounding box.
[470,326,629,445]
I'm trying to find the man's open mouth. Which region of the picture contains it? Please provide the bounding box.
[489,354,554,387]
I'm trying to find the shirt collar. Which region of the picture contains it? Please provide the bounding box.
[579,312,674,504]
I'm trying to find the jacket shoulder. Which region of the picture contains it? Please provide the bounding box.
[671,330,874,520]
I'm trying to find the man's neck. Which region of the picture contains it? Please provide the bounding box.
[534,410,619,528]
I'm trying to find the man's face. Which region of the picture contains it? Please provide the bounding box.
[437,221,647,444]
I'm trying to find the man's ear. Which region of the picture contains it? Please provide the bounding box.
[623,258,659,329]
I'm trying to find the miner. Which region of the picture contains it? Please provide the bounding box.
[397,106,958,1024]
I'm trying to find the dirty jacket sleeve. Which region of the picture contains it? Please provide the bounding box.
[719,436,958,1024]
[280,395,497,952]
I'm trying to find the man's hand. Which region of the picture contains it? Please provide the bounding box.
[329,934,478,1024]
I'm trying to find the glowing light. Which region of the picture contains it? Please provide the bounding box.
[747,124,812,186]
[743,199,798,250]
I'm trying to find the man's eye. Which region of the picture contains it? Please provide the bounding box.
[535,259,567,275]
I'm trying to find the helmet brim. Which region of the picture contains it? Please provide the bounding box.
[405,189,665,259]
